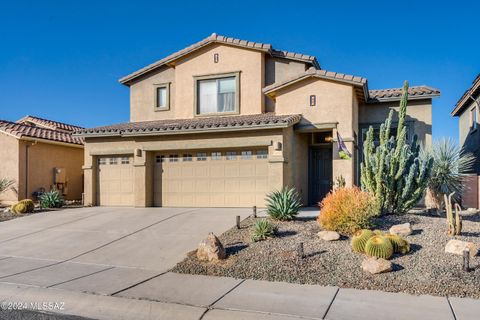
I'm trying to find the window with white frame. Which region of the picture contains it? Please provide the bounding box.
[196,75,237,115]
[169,155,179,162]
[256,150,268,159]
[109,157,117,165]
[156,155,165,163]
[241,151,252,160]
[211,152,222,160]
[98,158,107,165]
[121,157,130,164]
[226,151,237,160]
[197,152,207,161]
[154,84,169,110]
[183,154,192,162]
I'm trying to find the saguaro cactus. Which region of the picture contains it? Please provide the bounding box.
[361,81,433,215]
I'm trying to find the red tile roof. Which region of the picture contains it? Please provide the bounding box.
[76,113,301,137]
[119,33,320,85]
[16,115,84,132]
[0,120,84,145]
[368,86,441,102]
[451,74,480,116]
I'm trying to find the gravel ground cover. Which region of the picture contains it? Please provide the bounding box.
[173,212,480,299]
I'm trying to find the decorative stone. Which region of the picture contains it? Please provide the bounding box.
[197,232,226,262]
[2,207,10,213]
[318,231,340,241]
[445,239,478,257]
[361,257,392,274]
[389,223,412,236]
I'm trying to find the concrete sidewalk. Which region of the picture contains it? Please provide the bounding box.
[1,272,478,320]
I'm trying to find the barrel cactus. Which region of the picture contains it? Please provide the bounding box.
[373,230,384,236]
[19,199,34,213]
[385,234,410,254]
[11,202,27,214]
[351,229,374,253]
[365,235,394,259]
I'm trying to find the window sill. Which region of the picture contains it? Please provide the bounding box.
[194,111,240,117]
[154,107,170,112]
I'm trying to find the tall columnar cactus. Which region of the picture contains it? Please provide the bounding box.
[444,192,462,236]
[361,81,433,215]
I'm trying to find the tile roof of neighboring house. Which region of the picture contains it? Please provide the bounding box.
[451,74,480,116]
[76,113,302,137]
[119,33,320,85]
[16,115,84,132]
[0,120,84,146]
[263,67,368,98]
[368,86,441,102]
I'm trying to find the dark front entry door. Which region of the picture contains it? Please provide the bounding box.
[309,147,333,206]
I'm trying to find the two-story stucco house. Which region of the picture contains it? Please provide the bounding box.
[76,33,440,208]
[451,74,480,208]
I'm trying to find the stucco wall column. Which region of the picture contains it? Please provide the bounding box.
[82,154,96,206]
[133,149,149,207]
[332,140,355,188]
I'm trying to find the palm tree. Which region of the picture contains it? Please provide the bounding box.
[425,138,475,211]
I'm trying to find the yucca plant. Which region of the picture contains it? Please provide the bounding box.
[265,186,302,220]
[0,178,16,196]
[39,190,64,208]
[251,219,276,242]
[424,138,475,210]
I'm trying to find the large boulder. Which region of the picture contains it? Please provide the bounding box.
[361,257,392,274]
[389,223,412,237]
[318,231,340,241]
[445,239,478,257]
[197,232,226,262]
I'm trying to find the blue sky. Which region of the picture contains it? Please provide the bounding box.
[0,0,478,141]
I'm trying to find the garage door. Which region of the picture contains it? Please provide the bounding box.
[154,149,269,207]
[96,156,134,206]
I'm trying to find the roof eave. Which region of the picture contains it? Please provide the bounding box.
[367,93,441,103]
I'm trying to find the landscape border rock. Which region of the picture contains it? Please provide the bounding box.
[389,223,412,237]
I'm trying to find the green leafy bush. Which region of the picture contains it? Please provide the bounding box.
[251,219,276,242]
[265,187,302,220]
[39,190,64,208]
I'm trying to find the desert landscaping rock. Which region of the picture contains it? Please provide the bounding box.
[389,223,412,236]
[445,239,478,257]
[174,213,480,299]
[197,232,226,262]
[361,257,392,274]
[318,231,340,241]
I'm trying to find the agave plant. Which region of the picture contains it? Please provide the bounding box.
[0,178,16,195]
[39,190,64,209]
[251,219,276,242]
[425,138,475,210]
[265,186,302,220]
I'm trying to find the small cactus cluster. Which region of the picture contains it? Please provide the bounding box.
[10,199,35,214]
[444,192,462,236]
[351,229,410,259]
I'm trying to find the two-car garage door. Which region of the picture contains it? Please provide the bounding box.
[96,149,269,207]
[153,149,269,207]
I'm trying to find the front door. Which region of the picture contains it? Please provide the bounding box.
[309,147,333,206]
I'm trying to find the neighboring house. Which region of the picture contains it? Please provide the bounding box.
[451,74,480,208]
[76,33,440,208]
[0,116,84,204]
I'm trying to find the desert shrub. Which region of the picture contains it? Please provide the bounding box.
[318,187,376,235]
[39,190,64,208]
[265,186,302,221]
[251,219,276,242]
[0,178,15,195]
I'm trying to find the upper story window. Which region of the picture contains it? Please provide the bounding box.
[471,107,477,131]
[195,73,239,115]
[154,83,170,111]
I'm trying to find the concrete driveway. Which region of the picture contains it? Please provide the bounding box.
[0,207,250,295]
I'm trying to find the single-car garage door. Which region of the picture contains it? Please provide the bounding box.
[154,149,269,207]
[96,155,134,206]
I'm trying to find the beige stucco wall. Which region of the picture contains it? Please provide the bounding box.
[83,129,286,207]
[129,43,266,122]
[130,66,175,121]
[358,99,433,147]
[17,141,84,201]
[0,133,20,203]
